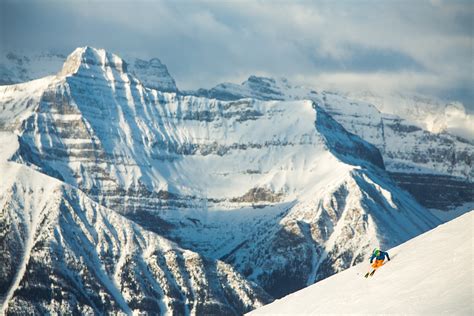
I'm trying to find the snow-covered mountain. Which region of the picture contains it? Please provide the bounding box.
[189,75,474,141]
[187,76,307,102]
[2,51,472,211]
[0,52,67,86]
[249,210,473,315]
[0,47,442,302]
[124,55,178,93]
[189,76,474,210]
[350,90,474,141]
[0,50,178,92]
[0,132,271,315]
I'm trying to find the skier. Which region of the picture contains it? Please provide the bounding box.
[365,248,390,277]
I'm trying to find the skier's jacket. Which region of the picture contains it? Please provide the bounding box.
[369,251,390,263]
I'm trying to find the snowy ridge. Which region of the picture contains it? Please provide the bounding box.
[0,134,270,315]
[0,49,178,93]
[249,211,473,315]
[0,48,439,296]
[190,75,473,180]
[350,90,474,142]
[0,47,442,306]
[190,75,474,210]
[175,165,441,298]
[0,76,55,130]
[125,56,178,93]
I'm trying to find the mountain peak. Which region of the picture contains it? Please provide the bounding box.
[57,47,180,92]
[58,46,128,78]
[244,75,276,85]
[128,56,178,92]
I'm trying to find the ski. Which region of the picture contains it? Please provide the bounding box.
[364,269,376,278]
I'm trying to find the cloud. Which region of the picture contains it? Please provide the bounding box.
[308,44,426,73]
[1,0,472,113]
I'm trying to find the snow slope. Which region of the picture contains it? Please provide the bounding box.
[0,47,442,300]
[249,211,474,315]
[0,133,271,315]
[189,75,474,210]
[190,76,473,180]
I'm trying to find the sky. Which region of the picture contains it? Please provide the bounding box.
[1,0,473,113]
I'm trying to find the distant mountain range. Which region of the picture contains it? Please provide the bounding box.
[1,49,472,210]
[186,76,473,210]
[0,46,471,314]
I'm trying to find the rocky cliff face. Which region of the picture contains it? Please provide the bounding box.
[189,76,474,210]
[0,47,442,303]
[125,57,178,93]
[0,133,271,315]
[0,50,178,93]
[164,166,440,298]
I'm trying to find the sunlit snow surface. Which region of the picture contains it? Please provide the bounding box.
[250,211,473,315]
[0,47,443,301]
[191,76,474,180]
[0,133,270,314]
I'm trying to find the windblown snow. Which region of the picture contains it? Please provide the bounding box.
[249,211,474,315]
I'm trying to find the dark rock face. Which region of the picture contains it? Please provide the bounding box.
[230,187,283,203]
[390,172,474,210]
[315,105,385,169]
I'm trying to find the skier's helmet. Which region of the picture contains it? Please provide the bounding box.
[373,248,380,256]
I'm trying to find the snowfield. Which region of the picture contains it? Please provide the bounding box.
[249,211,473,315]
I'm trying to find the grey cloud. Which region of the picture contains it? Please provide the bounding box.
[308,44,426,73]
[0,0,472,112]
